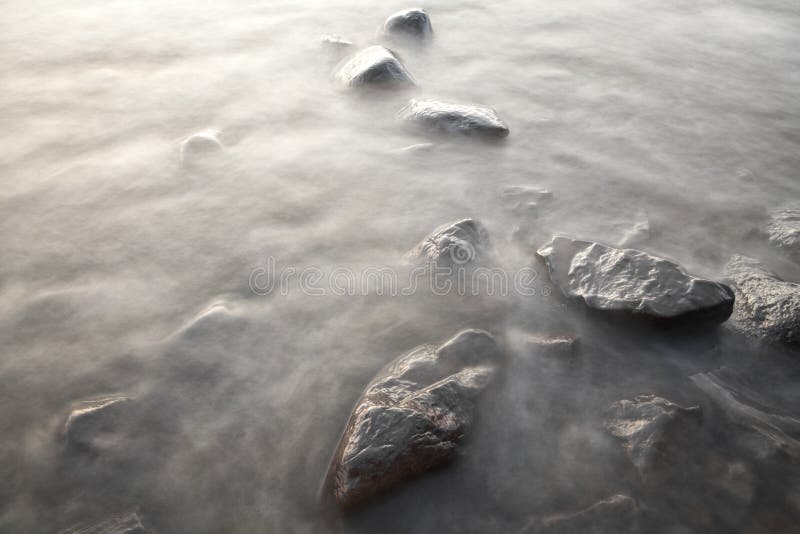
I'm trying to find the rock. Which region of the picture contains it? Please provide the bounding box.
[766,206,800,260]
[402,218,491,267]
[320,34,353,49]
[323,329,501,508]
[725,255,800,347]
[520,494,639,534]
[336,46,415,88]
[61,512,148,534]
[383,8,433,39]
[179,129,222,163]
[523,334,577,358]
[398,99,510,138]
[394,142,435,154]
[537,236,735,324]
[64,397,132,453]
[605,395,702,481]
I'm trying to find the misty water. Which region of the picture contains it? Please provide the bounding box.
[2,0,800,532]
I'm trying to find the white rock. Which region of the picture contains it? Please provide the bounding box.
[399,99,509,137]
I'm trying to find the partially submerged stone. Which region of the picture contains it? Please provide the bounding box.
[179,129,222,163]
[605,395,702,481]
[61,512,148,534]
[64,397,132,453]
[320,34,353,49]
[323,329,501,508]
[725,254,800,347]
[336,46,415,88]
[520,494,639,534]
[537,236,735,324]
[523,334,577,358]
[766,206,800,260]
[402,218,491,267]
[383,8,433,39]
[399,99,510,137]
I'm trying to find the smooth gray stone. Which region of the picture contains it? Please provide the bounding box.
[537,236,735,324]
[520,494,639,534]
[323,329,501,508]
[398,99,510,137]
[726,254,800,347]
[336,46,415,88]
[383,8,433,39]
[402,218,491,267]
[766,206,800,260]
[61,512,148,534]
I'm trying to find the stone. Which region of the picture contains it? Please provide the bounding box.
[64,397,132,453]
[523,334,577,358]
[537,236,735,324]
[520,494,639,534]
[336,46,415,88]
[179,129,222,163]
[323,329,501,508]
[402,219,491,267]
[383,8,433,39]
[61,512,148,534]
[398,99,510,137]
[320,34,353,49]
[605,395,702,481]
[725,254,800,347]
[766,206,800,260]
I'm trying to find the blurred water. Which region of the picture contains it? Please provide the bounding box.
[1,1,800,532]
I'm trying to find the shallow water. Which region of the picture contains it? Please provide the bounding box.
[1,1,800,532]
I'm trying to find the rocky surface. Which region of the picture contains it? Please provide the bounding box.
[766,206,800,260]
[64,396,133,453]
[403,218,491,267]
[537,236,735,324]
[725,254,800,347]
[336,46,415,88]
[61,511,148,534]
[179,129,222,163]
[398,99,510,137]
[383,8,433,39]
[605,395,703,481]
[520,494,639,534]
[323,329,501,508]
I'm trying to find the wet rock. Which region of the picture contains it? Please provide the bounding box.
[383,8,433,39]
[605,395,702,481]
[64,397,132,453]
[537,236,735,324]
[725,254,800,347]
[336,46,415,88]
[399,99,509,138]
[766,206,800,260]
[523,334,577,358]
[323,329,501,508]
[320,34,353,49]
[61,512,148,534]
[179,129,222,163]
[520,494,639,534]
[402,218,491,267]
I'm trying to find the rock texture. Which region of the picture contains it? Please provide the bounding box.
[605,395,702,481]
[64,397,132,453]
[61,512,148,534]
[766,206,800,259]
[725,254,800,347]
[399,99,510,137]
[537,236,735,324]
[383,8,433,39]
[323,329,501,508]
[336,46,415,88]
[403,218,491,267]
[521,494,639,534]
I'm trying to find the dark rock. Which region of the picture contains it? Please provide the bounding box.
[63,397,132,453]
[537,236,735,324]
[402,218,491,267]
[398,99,510,137]
[520,494,639,534]
[605,395,702,482]
[383,8,433,39]
[61,511,148,534]
[766,206,800,260]
[323,329,501,508]
[336,46,415,88]
[725,254,800,347]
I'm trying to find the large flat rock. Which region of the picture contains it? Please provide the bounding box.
[336,46,415,88]
[398,99,510,137]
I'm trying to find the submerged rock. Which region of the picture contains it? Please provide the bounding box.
[536,237,735,324]
[323,329,501,508]
[605,395,702,481]
[402,218,491,267]
[179,129,222,163]
[61,512,148,534]
[521,494,639,534]
[522,334,577,358]
[320,34,353,49]
[398,99,510,137]
[725,255,800,347]
[64,397,132,453]
[766,206,800,260]
[383,8,433,39]
[336,46,415,88]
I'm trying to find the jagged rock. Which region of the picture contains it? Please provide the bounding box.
[179,129,222,163]
[520,494,639,534]
[537,237,735,324]
[61,512,148,534]
[605,395,702,481]
[690,368,800,462]
[64,397,132,453]
[402,219,491,267]
[766,206,800,260]
[336,46,415,88]
[725,255,800,347]
[398,99,510,137]
[383,8,433,39]
[323,329,501,508]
